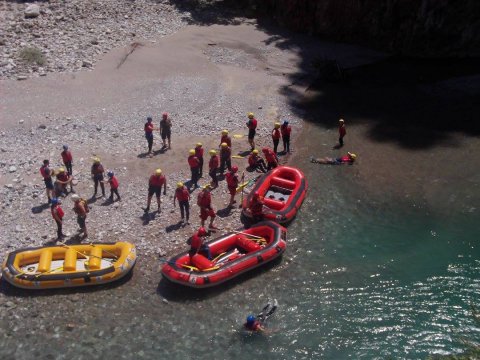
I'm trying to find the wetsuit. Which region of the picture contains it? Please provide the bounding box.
[248,154,267,173]
[51,204,64,239]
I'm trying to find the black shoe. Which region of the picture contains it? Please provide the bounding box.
[144,207,149,213]
[109,196,113,201]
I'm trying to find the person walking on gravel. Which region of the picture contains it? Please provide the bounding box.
[197,184,218,230]
[144,116,154,155]
[188,149,200,190]
[225,165,240,207]
[50,198,65,241]
[219,142,232,174]
[72,194,89,239]
[208,149,220,188]
[91,157,106,198]
[271,122,281,154]
[195,142,204,178]
[61,144,74,179]
[159,112,172,149]
[105,171,121,201]
[281,120,292,153]
[174,181,190,224]
[246,112,258,151]
[145,168,166,213]
[40,159,55,204]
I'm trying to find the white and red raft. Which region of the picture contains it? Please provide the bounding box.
[161,221,287,288]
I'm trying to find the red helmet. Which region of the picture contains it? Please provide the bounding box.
[197,227,208,236]
[253,191,260,198]
[231,165,238,173]
[162,112,168,118]
[262,147,268,153]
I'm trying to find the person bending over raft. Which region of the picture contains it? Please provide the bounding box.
[189,227,212,260]
[311,152,357,165]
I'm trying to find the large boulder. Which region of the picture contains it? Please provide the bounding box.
[24,4,41,19]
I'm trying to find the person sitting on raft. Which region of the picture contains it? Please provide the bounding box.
[189,227,212,260]
[311,152,357,165]
[244,315,265,332]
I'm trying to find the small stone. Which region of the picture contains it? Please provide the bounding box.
[90,38,99,45]
[19,119,24,124]
[82,60,92,68]
[25,4,41,18]
[15,225,24,232]
[9,166,17,173]
[38,124,47,129]
[162,298,169,304]
[17,75,28,81]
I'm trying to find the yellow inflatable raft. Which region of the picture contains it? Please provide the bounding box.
[1,242,136,289]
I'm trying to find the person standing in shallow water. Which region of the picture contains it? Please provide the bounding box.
[338,118,346,147]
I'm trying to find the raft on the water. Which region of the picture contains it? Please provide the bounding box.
[162,221,286,288]
[242,166,307,224]
[1,242,136,289]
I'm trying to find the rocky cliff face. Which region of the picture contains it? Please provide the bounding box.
[254,0,480,57]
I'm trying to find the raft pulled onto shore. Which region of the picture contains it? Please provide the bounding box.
[242,166,307,224]
[1,242,136,289]
[162,221,286,288]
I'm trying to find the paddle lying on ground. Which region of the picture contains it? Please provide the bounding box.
[232,155,245,159]
[233,134,245,139]
[236,175,261,193]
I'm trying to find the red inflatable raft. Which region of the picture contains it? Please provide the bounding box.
[242,166,307,224]
[161,221,286,288]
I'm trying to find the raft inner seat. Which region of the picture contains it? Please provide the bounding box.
[37,249,53,273]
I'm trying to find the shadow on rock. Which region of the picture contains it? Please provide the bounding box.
[166,221,184,233]
[31,203,49,214]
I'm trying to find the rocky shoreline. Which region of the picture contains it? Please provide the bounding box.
[0,0,188,80]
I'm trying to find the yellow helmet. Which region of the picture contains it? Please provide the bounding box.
[209,149,217,156]
[247,112,254,119]
[155,168,162,175]
[274,122,281,128]
[252,149,259,155]
[196,142,202,147]
[92,157,100,164]
[221,142,228,147]
[58,167,65,173]
[177,182,184,188]
[203,184,212,190]
[347,152,357,160]
[189,149,196,155]
[221,129,229,135]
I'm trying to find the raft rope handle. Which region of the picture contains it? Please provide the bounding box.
[34,266,64,278]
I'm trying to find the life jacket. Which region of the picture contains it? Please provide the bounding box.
[244,320,261,331]
[248,154,257,167]
[264,149,277,163]
[340,155,351,163]
[109,176,119,189]
[61,150,73,163]
[195,147,204,159]
[56,173,69,182]
[51,205,64,219]
[209,155,219,170]
[250,196,264,215]
[281,125,291,137]
[339,125,346,137]
[188,155,199,168]
[225,172,238,188]
[220,135,232,147]
[40,165,51,179]
[272,128,281,140]
[175,187,189,202]
[91,163,104,175]
[190,233,202,250]
[74,199,89,215]
[220,147,231,159]
[197,191,211,207]
[247,118,257,130]
[149,175,166,187]
[144,122,154,135]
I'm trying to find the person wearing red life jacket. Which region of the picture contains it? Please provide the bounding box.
[262,147,278,170]
[188,149,200,189]
[144,116,154,155]
[208,149,220,188]
[195,143,204,178]
[145,168,167,213]
[197,184,218,230]
[225,166,240,207]
[50,198,65,241]
[338,118,346,147]
[219,142,232,174]
[189,227,212,259]
[247,149,267,173]
[280,121,292,153]
[244,315,265,332]
[91,157,106,198]
[174,181,190,224]
[219,129,232,148]
[248,192,265,223]
[271,122,281,154]
[311,152,357,165]
[61,144,74,178]
[104,171,121,201]
[246,112,258,150]
[159,112,172,149]
[55,167,73,196]
[40,159,55,204]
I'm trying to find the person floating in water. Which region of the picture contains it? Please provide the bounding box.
[311,152,357,165]
[244,299,278,332]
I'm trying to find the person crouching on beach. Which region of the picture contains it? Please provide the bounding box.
[248,149,267,173]
[262,147,278,170]
[311,152,357,165]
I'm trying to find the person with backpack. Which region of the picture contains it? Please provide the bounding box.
[71,194,89,239]
[51,198,65,241]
